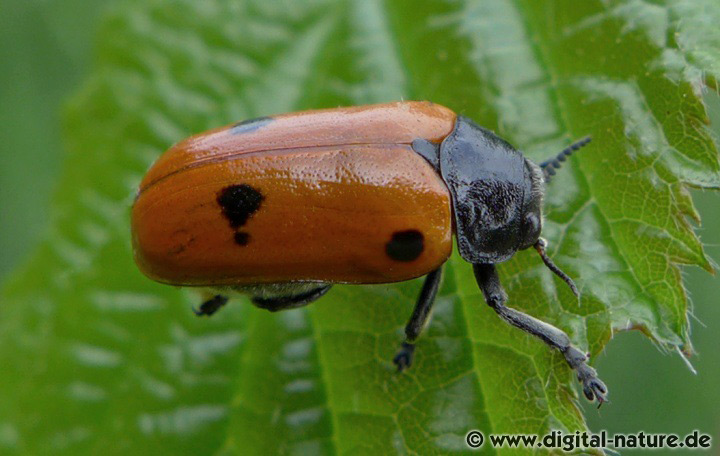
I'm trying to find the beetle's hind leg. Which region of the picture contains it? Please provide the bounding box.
[252,284,332,312]
[394,267,443,371]
[473,263,608,405]
[194,294,229,316]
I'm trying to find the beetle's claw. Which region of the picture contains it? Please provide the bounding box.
[393,342,415,371]
[576,363,609,406]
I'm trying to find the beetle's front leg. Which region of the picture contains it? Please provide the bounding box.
[473,263,608,404]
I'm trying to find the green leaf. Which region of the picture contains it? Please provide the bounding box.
[1,0,719,454]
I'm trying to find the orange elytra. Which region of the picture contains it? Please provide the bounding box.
[131,101,607,404]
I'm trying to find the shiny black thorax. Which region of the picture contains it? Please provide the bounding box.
[413,116,543,264]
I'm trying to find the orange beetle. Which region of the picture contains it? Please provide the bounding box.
[131,101,607,404]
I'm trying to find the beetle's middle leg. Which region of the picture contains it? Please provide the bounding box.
[394,267,443,371]
[252,285,332,312]
[473,263,608,404]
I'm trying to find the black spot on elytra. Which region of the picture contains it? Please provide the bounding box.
[217,184,264,247]
[385,230,424,262]
[217,184,264,228]
[234,232,250,246]
[230,116,273,135]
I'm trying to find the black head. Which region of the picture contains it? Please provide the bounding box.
[437,116,590,294]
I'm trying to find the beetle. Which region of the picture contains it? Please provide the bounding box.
[131,101,607,404]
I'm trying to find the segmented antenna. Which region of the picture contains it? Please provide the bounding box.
[534,238,579,298]
[540,136,591,182]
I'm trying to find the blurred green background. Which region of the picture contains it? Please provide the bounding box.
[1,1,718,454]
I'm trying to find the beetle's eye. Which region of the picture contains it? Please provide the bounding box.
[520,213,541,250]
[526,213,540,234]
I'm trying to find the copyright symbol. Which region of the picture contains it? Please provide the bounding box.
[466,430,484,449]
